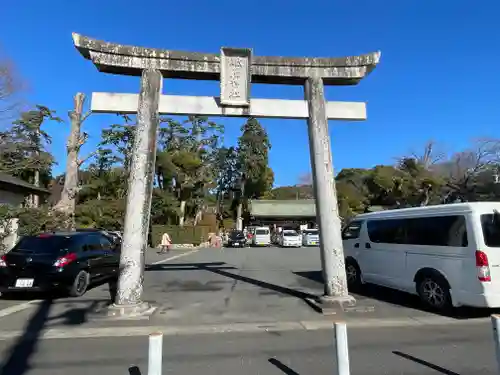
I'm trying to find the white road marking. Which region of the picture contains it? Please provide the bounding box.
[151,248,201,265]
[0,300,41,319]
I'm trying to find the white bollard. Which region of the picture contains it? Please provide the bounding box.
[148,332,163,375]
[491,315,500,372]
[334,321,350,375]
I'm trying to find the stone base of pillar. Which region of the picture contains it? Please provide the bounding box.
[305,294,375,315]
[100,302,157,320]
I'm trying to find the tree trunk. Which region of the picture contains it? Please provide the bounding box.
[419,187,431,207]
[193,207,203,226]
[236,201,243,230]
[215,188,221,215]
[179,200,186,227]
[32,170,40,207]
[31,127,41,208]
[53,93,86,229]
[236,178,245,231]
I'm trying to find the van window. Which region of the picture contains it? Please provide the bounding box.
[367,219,405,243]
[367,215,468,247]
[255,229,269,235]
[342,221,362,240]
[481,214,500,247]
[406,216,468,247]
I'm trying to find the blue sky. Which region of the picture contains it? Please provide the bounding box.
[1,0,499,186]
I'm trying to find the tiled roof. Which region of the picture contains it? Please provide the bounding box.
[0,173,50,194]
[249,199,316,218]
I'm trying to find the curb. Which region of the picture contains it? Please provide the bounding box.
[304,297,375,315]
[0,315,490,341]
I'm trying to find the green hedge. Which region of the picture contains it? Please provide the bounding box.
[152,225,213,246]
[221,218,235,230]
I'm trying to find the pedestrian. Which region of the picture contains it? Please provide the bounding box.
[160,231,172,253]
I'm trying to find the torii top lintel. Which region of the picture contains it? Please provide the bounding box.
[72,33,380,86]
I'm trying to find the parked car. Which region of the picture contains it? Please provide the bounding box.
[227,230,246,248]
[75,228,121,245]
[343,202,500,311]
[252,227,271,246]
[279,230,302,247]
[302,229,320,246]
[0,231,120,297]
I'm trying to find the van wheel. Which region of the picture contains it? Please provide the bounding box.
[69,270,90,297]
[417,276,451,311]
[345,260,362,290]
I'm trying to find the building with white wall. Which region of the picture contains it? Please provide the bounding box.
[0,173,50,251]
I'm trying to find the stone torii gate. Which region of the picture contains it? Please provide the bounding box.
[72,33,380,317]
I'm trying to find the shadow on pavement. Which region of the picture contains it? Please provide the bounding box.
[392,351,459,375]
[146,262,231,272]
[45,299,112,326]
[128,365,142,375]
[0,279,116,375]
[294,270,500,319]
[148,261,317,300]
[204,266,316,300]
[0,298,53,375]
[269,358,300,375]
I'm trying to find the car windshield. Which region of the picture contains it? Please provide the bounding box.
[230,231,244,239]
[481,213,500,247]
[256,229,268,235]
[283,231,298,237]
[13,235,72,254]
[304,230,318,235]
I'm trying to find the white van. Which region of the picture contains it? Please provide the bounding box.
[302,229,320,246]
[252,227,271,246]
[342,202,500,311]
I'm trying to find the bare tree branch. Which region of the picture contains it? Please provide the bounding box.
[441,138,500,202]
[77,151,97,167]
[0,51,24,127]
[396,140,446,170]
[81,111,91,123]
[78,132,89,148]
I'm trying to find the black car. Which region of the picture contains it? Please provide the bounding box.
[0,231,120,297]
[75,228,122,245]
[227,230,246,248]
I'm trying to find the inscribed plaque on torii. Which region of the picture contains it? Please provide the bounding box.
[220,47,252,106]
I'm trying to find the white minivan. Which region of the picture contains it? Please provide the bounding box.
[342,202,500,311]
[252,227,271,246]
[302,229,320,246]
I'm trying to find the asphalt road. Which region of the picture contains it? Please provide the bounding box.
[0,246,497,330]
[0,246,499,374]
[0,321,496,375]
